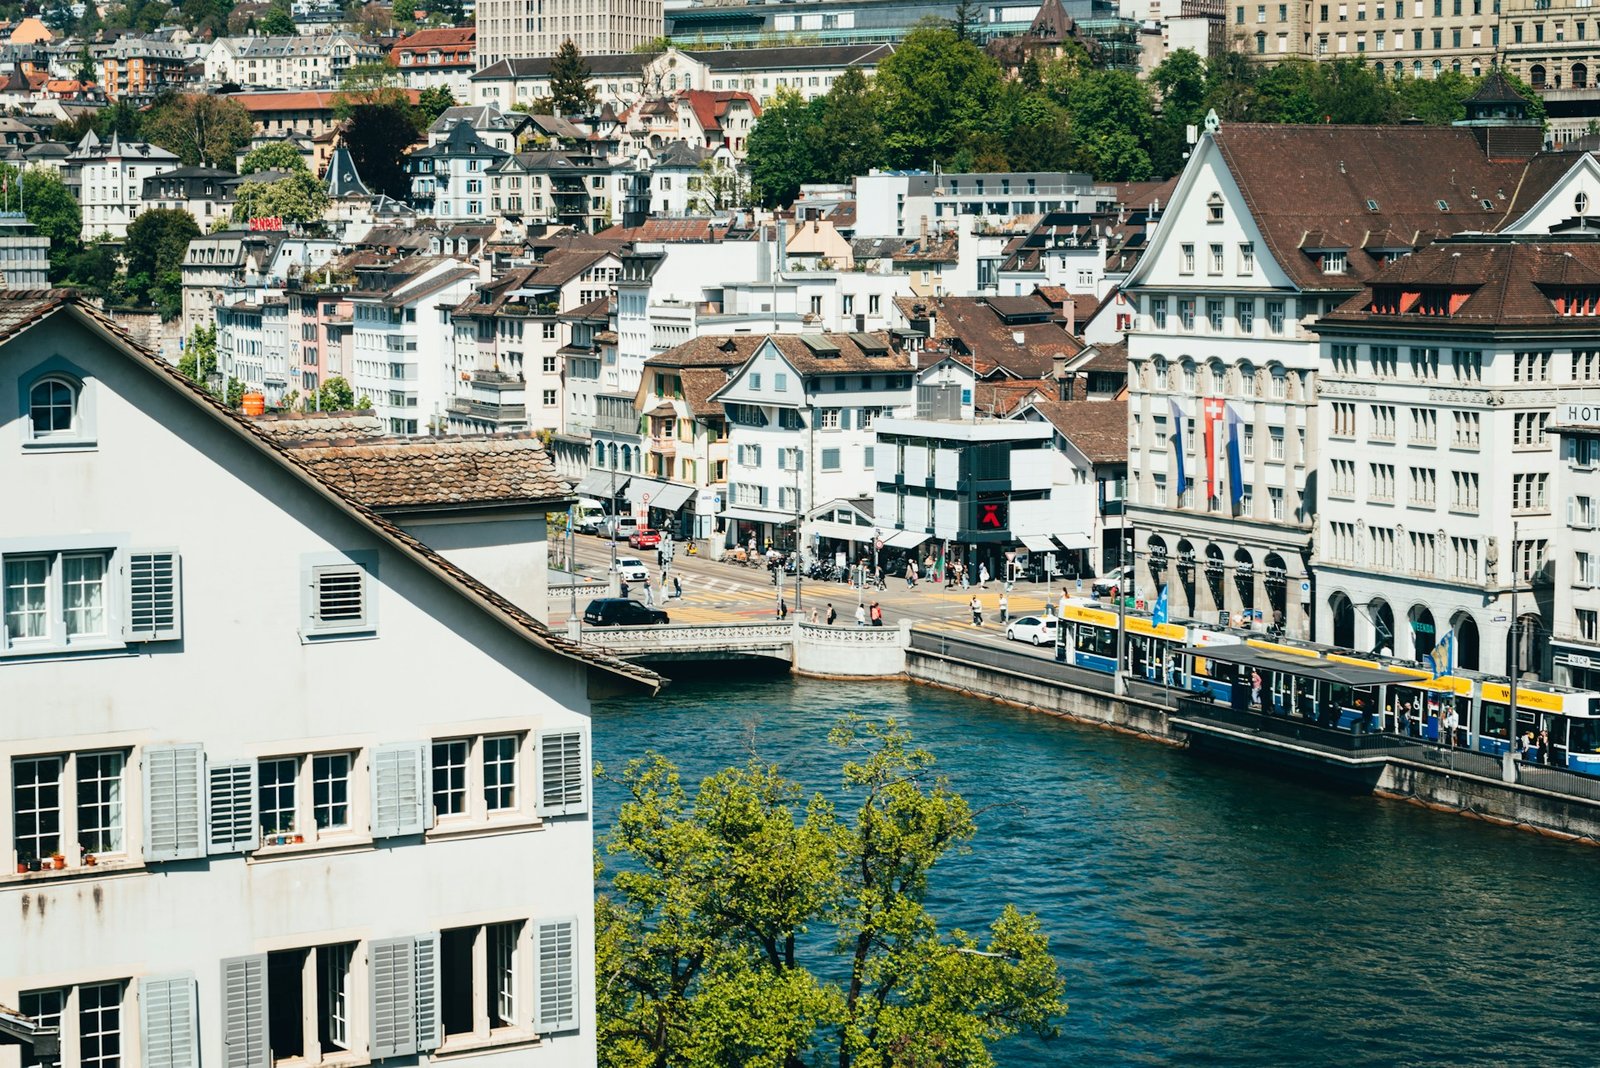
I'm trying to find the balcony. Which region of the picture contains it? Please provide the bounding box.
[448,397,527,422]
[384,334,418,352]
[649,436,678,456]
[594,409,639,435]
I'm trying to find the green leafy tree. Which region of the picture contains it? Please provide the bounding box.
[177,324,218,387]
[317,374,356,410]
[0,166,82,280]
[812,68,883,184]
[260,0,294,33]
[950,0,979,41]
[340,59,404,92]
[75,45,95,84]
[62,239,121,298]
[416,84,455,125]
[124,208,201,320]
[239,141,308,175]
[1060,69,1154,180]
[871,23,1003,169]
[231,170,330,224]
[96,99,144,140]
[392,0,414,20]
[745,86,822,208]
[335,99,419,201]
[225,376,246,409]
[596,716,1068,1068]
[549,38,597,117]
[1202,51,1259,122]
[141,92,253,169]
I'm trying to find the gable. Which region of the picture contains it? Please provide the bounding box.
[1503,152,1600,234]
[710,338,805,405]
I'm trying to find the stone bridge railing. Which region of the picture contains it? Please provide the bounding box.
[582,620,909,676]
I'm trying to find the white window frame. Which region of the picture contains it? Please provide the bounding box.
[19,360,98,450]
[0,537,171,657]
[299,550,378,641]
[255,750,361,847]
[429,733,527,826]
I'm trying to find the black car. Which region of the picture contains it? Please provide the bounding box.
[583,598,670,626]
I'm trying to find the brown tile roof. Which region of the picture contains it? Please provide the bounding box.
[251,410,385,441]
[1077,338,1128,372]
[977,378,1056,417]
[559,295,612,322]
[0,291,659,693]
[643,333,768,368]
[764,331,913,374]
[1022,398,1128,464]
[281,433,572,509]
[1320,235,1600,328]
[680,367,733,418]
[1210,125,1571,292]
[599,217,733,242]
[902,294,1081,378]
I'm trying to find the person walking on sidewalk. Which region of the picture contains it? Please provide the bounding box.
[970,595,983,626]
[855,602,867,627]
[870,602,883,627]
[998,592,1009,625]
[978,562,990,589]
[826,603,837,626]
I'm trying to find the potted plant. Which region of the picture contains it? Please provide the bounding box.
[26,856,41,872]
[83,852,97,867]
[15,854,29,874]
[51,851,65,870]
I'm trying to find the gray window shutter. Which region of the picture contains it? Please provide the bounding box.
[126,550,181,642]
[841,407,853,430]
[536,730,588,818]
[207,761,259,855]
[144,744,205,861]
[369,936,419,1059]
[415,932,441,1053]
[220,955,269,1068]
[371,742,429,838]
[533,918,579,1034]
[140,973,198,1068]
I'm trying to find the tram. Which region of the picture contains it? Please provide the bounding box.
[1053,599,1600,776]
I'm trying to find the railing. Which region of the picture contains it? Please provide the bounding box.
[447,398,526,421]
[648,437,677,455]
[1175,697,1409,755]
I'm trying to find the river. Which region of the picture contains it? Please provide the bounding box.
[592,672,1600,1067]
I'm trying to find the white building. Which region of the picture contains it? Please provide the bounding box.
[474,0,661,68]
[1120,118,1562,639]
[349,256,478,435]
[66,131,179,240]
[202,33,381,88]
[854,169,1116,239]
[1553,393,1600,690]
[711,331,914,548]
[0,291,658,1068]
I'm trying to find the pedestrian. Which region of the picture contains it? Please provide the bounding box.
[978,562,990,589]
[959,562,970,590]
[1058,587,1071,617]
[855,602,867,627]
[1540,728,1554,765]
[620,579,630,599]
[970,595,983,626]
[906,560,918,588]
[1443,705,1460,748]
[643,578,655,607]
[673,574,683,599]
[778,596,788,620]
[826,603,837,626]
[998,591,1009,625]
[871,601,884,626]
[1250,669,1263,708]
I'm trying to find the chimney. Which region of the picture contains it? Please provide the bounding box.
[477,255,491,284]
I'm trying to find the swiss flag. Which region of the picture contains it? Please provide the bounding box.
[1202,397,1225,500]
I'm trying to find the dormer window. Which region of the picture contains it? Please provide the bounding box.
[1366,198,1379,211]
[1207,192,1224,222]
[1321,250,1347,274]
[1552,287,1600,315]
[29,376,77,437]
[1578,192,1591,214]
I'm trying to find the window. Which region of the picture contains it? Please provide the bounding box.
[1208,192,1225,221]
[1579,609,1599,642]
[432,739,468,818]
[1453,411,1481,448]
[312,754,350,830]
[241,943,357,1063]
[1451,536,1479,580]
[542,355,557,373]
[777,447,803,471]
[1572,494,1597,527]
[259,757,298,835]
[1209,244,1225,274]
[819,408,841,429]
[1512,472,1549,512]
[1410,531,1437,575]
[1267,300,1286,334]
[1239,243,1255,275]
[1331,402,1356,437]
[1408,346,1438,379]
[537,730,588,818]
[440,920,527,1042]
[1208,299,1225,331]
[1178,299,1196,330]
[1515,538,1548,580]
[1371,526,1396,568]
[1410,407,1437,443]
[258,752,356,845]
[1409,466,1436,505]
[3,543,178,655]
[1330,458,1356,496]
[1514,350,1552,382]
[1321,250,1347,274]
[1370,405,1397,440]
[1572,349,1599,382]
[484,735,517,812]
[1180,244,1195,273]
[78,981,125,1068]
[1371,346,1399,377]
[1579,551,1598,587]
[1237,300,1254,334]
[1269,486,1285,520]
[301,552,376,639]
[1331,344,1359,375]
[28,375,78,438]
[1151,297,1168,329]
[1513,411,1549,448]
[1370,462,1396,501]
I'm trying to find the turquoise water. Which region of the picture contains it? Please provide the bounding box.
[593,674,1600,1066]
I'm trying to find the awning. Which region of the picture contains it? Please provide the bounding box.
[1053,530,1094,551]
[575,471,628,497]
[627,478,695,512]
[721,505,796,525]
[884,530,930,550]
[1018,534,1056,553]
[810,519,875,544]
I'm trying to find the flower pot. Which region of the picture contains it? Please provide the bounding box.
[15,861,27,874]
[27,859,41,872]
[51,856,65,870]
[84,854,97,867]
[292,834,304,844]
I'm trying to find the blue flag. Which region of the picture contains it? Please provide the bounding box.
[1169,399,1187,498]
[1152,585,1169,625]
[1224,403,1245,506]
[1428,628,1455,679]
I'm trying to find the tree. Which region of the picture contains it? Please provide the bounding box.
[260,0,294,33]
[812,67,883,184]
[596,716,1067,1068]
[317,374,355,410]
[74,45,95,84]
[231,170,330,224]
[392,0,413,21]
[225,376,246,409]
[871,23,1003,169]
[141,92,253,169]
[549,38,597,117]
[416,84,455,126]
[62,239,120,298]
[950,0,979,42]
[1060,69,1155,181]
[239,141,308,175]
[0,166,82,280]
[745,87,822,208]
[335,99,418,200]
[177,324,218,387]
[124,208,201,320]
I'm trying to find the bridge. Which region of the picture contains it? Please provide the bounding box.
[579,620,910,675]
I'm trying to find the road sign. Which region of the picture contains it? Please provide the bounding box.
[1298,579,1311,604]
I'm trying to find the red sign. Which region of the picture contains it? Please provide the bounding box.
[978,503,1006,529]
[248,216,284,231]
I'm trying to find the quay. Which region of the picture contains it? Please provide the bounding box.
[584,620,1600,844]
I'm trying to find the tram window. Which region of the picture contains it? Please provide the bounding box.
[1077,625,1116,658]
[1482,703,1509,739]
[1329,684,1354,709]
[1569,719,1600,754]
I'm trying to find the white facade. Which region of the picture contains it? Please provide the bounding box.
[1122,134,1321,636]
[351,260,477,436]
[1553,395,1600,689]
[69,135,180,240]
[1,300,632,1068]
[474,0,661,67]
[202,34,380,88]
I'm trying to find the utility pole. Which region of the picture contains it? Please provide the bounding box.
[1113,504,1129,698]
[568,503,578,639]
[1508,519,1521,752]
[794,451,804,612]
[609,461,619,595]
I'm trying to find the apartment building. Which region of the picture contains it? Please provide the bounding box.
[1552,393,1600,689]
[390,26,476,97]
[0,291,657,1068]
[66,131,179,240]
[98,35,187,100]
[1230,0,1495,72]
[1119,113,1561,640]
[141,165,235,233]
[179,229,343,346]
[474,0,661,68]
[349,256,479,435]
[203,33,381,88]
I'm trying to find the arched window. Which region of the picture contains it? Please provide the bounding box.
[1575,63,1589,89]
[1181,359,1198,393]
[1531,64,1547,88]
[607,442,618,468]
[621,444,633,472]
[594,441,604,466]
[29,376,78,438]
[1238,362,1257,397]
[1207,192,1225,223]
[1209,361,1226,395]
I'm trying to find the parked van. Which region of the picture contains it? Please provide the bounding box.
[599,515,640,541]
[572,498,607,534]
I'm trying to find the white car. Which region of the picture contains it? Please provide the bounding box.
[613,557,649,583]
[1091,566,1129,599]
[1005,615,1059,646]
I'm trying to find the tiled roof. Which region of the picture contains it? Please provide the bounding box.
[764,331,912,374]
[471,52,658,80]
[1209,124,1570,292]
[1077,338,1128,372]
[899,293,1081,378]
[679,89,760,132]
[644,333,768,368]
[390,26,474,67]
[228,89,421,112]
[600,216,733,242]
[282,433,572,509]
[251,410,385,441]
[680,366,734,417]
[0,290,659,692]
[977,378,1056,417]
[1022,398,1128,464]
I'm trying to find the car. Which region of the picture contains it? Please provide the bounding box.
[613,556,650,583]
[1091,566,1129,599]
[1005,615,1059,646]
[628,527,662,550]
[583,598,670,626]
[598,516,640,541]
